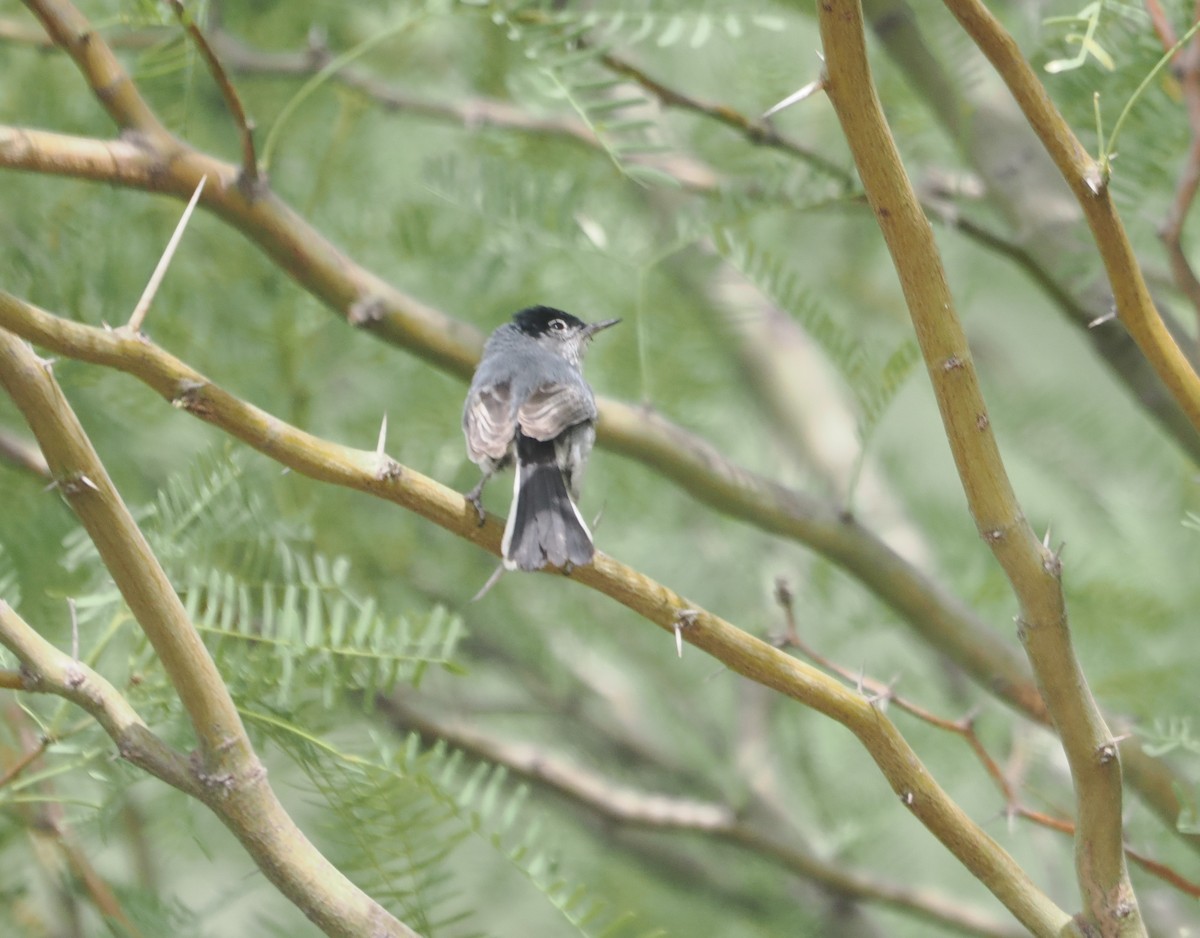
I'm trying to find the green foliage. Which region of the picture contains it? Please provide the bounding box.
[264,726,667,938]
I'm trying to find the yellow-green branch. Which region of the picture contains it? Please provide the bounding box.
[817,0,1142,932]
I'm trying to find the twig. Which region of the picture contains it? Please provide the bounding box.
[127,174,207,335]
[0,670,25,689]
[0,732,52,789]
[1149,0,1200,324]
[167,1,260,193]
[3,709,146,937]
[819,0,1142,931]
[0,602,198,795]
[598,51,844,178]
[0,292,1069,933]
[0,425,51,478]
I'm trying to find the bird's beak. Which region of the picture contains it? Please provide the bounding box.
[583,318,621,339]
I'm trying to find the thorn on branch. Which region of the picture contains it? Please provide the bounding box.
[128,174,207,334]
[673,608,699,658]
[372,413,402,480]
[761,77,826,119]
[53,472,100,496]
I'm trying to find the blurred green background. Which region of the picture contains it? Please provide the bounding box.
[1,0,1198,935]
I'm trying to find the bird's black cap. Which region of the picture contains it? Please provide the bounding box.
[512,306,586,336]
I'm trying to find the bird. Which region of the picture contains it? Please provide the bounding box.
[462,305,619,572]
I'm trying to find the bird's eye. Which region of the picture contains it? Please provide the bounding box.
[550,319,566,331]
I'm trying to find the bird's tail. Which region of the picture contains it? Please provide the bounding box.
[502,435,594,572]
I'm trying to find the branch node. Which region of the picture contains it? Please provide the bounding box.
[673,608,699,658]
[370,413,402,481]
[975,412,989,430]
[1084,164,1108,196]
[941,354,964,372]
[348,296,387,326]
[64,662,86,689]
[57,472,100,496]
[1042,542,1065,577]
[172,379,211,416]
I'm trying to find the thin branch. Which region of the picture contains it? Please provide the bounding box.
[0,670,25,689]
[597,51,845,178]
[0,730,52,789]
[819,1,1142,933]
[0,294,1070,935]
[3,708,145,938]
[1148,0,1200,323]
[0,329,419,938]
[127,175,207,334]
[0,425,51,478]
[167,0,260,193]
[384,698,1028,938]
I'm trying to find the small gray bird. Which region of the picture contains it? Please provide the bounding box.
[463,306,619,572]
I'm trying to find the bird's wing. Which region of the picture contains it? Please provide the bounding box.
[517,381,596,442]
[464,381,517,461]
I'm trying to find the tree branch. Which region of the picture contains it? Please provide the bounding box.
[818,1,1143,933]
[0,602,200,797]
[0,329,419,938]
[0,294,1071,935]
[384,697,1029,938]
